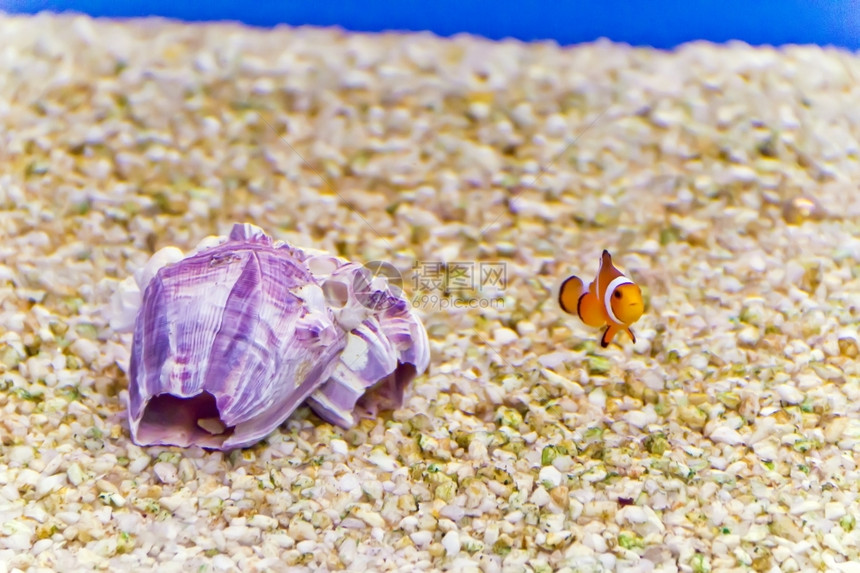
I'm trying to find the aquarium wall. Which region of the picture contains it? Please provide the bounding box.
[4,0,860,49]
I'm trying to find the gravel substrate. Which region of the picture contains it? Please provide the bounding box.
[2,12,860,573]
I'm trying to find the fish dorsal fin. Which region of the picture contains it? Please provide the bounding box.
[597,250,624,300]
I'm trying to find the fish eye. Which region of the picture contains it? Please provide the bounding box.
[613,290,622,299]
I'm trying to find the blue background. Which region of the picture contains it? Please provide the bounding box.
[1,1,858,50]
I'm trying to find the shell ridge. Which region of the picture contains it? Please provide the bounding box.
[168,254,250,398]
[223,320,346,449]
[384,312,431,373]
[217,251,313,423]
[136,275,173,416]
[210,251,333,428]
[200,250,267,418]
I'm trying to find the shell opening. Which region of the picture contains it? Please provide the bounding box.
[138,392,235,449]
[355,362,418,417]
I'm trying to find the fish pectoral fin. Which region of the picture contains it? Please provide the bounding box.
[601,325,622,348]
[577,291,606,328]
[626,328,636,344]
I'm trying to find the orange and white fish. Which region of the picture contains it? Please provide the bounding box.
[558,250,644,348]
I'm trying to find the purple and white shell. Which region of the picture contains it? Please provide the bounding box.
[110,223,429,450]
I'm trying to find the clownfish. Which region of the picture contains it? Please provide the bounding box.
[558,250,644,348]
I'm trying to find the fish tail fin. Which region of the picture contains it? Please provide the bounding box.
[558,275,584,316]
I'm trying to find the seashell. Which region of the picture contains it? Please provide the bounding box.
[112,223,429,450]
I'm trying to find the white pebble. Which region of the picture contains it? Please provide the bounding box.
[212,554,236,571]
[56,512,80,525]
[66,463,85,486]
[825,502,846,520]
[516,321,537,336]
[368,450,398,472]
[2,531,32,552]
[738,326,761,346]
[31,538,53,556]
[354,507,385,529]
[583,531,607,552]
[398,516,419,532]
[727,165,757,183]
[545,114,568,137]
[537,351,570,369]
[15,469,40,489]
[296,539,316,553]
[440,504,466,522]
[128,455,151,473]
[410,530,433,548]
[510,102,535,128]
[223,525,258,544]
[708,426,744,446]
[467,102,490,121]
[248,514,278,530]
[529,486,551,507]
[70,338,100,365]
[775,384,804,405]
[159,494,185,512]
[539,465,562,489]
[9,446,34,465]
[24,506,47,523]
[339,474,360,493]
[361,480,383,500]
[442,530,461,555]
[339,537,357,564]
[153,462,179,484]
[753,439,779,460]
[330,439,348,455]
[289,520,316,541]
[588,388,606,409]
[789,500,822,515]
[493,327,518,346]
[624,408,656,429]
[35,474,65,498]
[616,505,647,524]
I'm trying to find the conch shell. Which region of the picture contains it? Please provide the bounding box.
[111,223,429,450]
